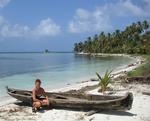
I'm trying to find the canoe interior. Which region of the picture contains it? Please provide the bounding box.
[7,87,126,101]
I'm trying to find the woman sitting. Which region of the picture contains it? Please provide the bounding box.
[32,79,49,112]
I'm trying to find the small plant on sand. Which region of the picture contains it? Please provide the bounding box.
[96,70,112,93]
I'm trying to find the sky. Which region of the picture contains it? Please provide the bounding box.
[0,0,149,52]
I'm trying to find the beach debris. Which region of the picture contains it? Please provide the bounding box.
[85,110,99,116]
[142,91,150,96]
[0,104,38,121]
[126,76,150,84]
[90,78,98,81]
[89,117,95,121]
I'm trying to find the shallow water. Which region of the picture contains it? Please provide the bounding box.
[0,53,135,103]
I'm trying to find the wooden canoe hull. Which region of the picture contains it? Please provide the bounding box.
[6,87,133,110]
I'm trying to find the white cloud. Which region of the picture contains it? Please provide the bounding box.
[68,8,112,33]
[0,17,61,38]
[0,16,5,25]
[68,0,150,33]
[33,18,61,37]
[123,0,143,16]
[0,0,10,8]
[1,24,30,38]
[102,0,149,17]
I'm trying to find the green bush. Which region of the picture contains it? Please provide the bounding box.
[127,55,150,77]
[96,70,112,93]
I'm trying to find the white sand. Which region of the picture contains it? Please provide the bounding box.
[38,84,150,121]
[1,55,149,121]
[1,84,150,121]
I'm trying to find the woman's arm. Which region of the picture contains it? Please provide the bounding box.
[42,88,49,101]
[42,88,47,97]
[32,89,42,102]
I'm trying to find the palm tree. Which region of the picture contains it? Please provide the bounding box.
[74,20,150,54]
[142,20,149,32]
[74,43,79,52]
[78,42,83,52]
[136,21,143,34]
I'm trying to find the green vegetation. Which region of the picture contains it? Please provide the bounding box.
[96,70,112,93]
[128,55,150,77]
[74,20,150,54]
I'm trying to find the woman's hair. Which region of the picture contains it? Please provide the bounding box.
[35,79,41,84]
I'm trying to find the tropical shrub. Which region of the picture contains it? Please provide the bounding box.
[96,70,112,93]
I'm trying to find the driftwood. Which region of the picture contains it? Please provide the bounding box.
[142,91,150,96]
[126,76,150,84]
[85,109,105,116]
[90,78,98,81]
[6,87,133,111]
[85,110,99,116]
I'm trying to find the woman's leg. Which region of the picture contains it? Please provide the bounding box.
[33,101,41,108]
[41,98,49,106]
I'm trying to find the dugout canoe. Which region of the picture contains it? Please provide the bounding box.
[6,87,133,110]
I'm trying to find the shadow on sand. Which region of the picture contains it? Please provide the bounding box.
[97,110,136,116]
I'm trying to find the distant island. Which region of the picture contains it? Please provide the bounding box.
[74,20,150,54]
[44,49,73,53]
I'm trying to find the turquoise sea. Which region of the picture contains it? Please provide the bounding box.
[0,53,135,104]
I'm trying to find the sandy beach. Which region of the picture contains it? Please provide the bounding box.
[0,55,150,121]
[0,0,150,120]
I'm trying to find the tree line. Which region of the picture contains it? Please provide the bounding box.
[74,20,150,54]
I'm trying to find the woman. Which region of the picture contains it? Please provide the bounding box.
[32,79,49,112]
